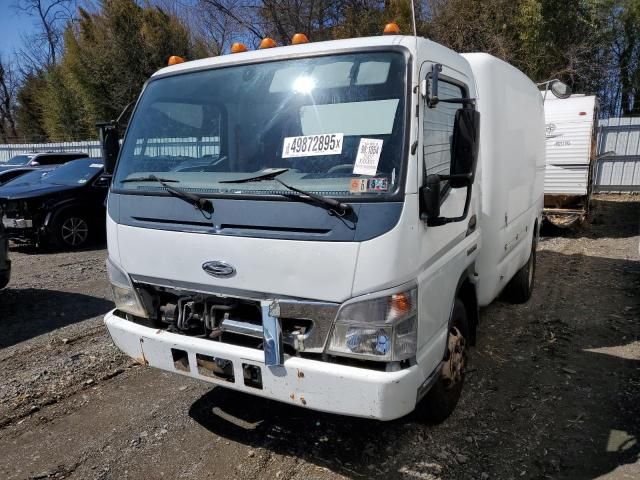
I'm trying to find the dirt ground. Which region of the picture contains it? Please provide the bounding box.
[0,194,638,480]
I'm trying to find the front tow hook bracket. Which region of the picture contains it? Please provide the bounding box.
[262,300,283,367]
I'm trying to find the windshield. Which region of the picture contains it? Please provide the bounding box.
[43,159,104,186]
[114,51,408,198]
[5,155,32,166]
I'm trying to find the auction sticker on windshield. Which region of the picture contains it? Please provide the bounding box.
[353,138,383,176]
[282,133,343,158]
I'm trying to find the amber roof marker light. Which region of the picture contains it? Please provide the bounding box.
[291,33,309,45]
[383,22,401,35]
[167,55,185,66]
[231,43,248,53]
[259,38,277,49]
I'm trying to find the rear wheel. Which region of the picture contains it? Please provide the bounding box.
[416,298,469,424]
[50,212,91,249]
[504,226,538,304]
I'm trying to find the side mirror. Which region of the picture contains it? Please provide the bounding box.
[30,161,40,166]
[450,108,480,188]
[550,80,571,99]
[96,101,134,175]
[97,122,120,174]
[420,108,480,227]
[538,78,572,101]
[420,174,441,221]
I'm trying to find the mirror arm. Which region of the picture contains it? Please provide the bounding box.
[427,64,442,108]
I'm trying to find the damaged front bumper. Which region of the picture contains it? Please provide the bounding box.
[1,215,38,241]
[2,216,33,229]
[105,310,422,420]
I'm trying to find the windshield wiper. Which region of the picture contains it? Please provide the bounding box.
[121,175,179,183]
[121,174,214,215]
[221,168,352,215]
[219,168,290,184]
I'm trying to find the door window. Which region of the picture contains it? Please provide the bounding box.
[423,80,466,178]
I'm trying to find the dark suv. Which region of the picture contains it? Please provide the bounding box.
[0,159,108,249]
[0,152,89,170]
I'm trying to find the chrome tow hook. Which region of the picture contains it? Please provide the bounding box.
[262,300,284,367]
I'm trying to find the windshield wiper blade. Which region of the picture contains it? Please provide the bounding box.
[122,174,214,214]
[219,168,289,184]
[121,175,179,183]
[219,168,351,215]
[273,178,352,215]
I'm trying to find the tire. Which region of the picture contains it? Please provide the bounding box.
[50,211,91,250]
[504,227,538,304]
[415,298,469,424]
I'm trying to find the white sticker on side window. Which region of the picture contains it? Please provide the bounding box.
[353,138,383,176]
[282,133,343,158]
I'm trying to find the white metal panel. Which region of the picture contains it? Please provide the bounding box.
[595,116,640,191]
[115,222,360,303]
[544,164,590,195]
[544,95,596,167]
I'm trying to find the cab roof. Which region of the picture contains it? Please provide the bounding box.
[152,35,419,78]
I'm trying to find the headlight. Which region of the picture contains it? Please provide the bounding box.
[106,257,147,317]
[327,284,417,361]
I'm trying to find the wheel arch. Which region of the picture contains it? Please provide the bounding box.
[43,201,92,229]
[454,267,479,346]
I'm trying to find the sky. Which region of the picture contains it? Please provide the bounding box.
[0,2,38,59]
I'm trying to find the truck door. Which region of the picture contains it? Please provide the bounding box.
[415,62,478,363]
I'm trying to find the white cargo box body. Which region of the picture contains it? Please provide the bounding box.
[462,53,545,306]
[543,94,598,195]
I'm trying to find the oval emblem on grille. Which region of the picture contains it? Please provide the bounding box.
[202,261,236,278]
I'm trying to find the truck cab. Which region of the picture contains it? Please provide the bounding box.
[103,33,544,421]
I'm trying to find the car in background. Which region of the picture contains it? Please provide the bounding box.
[0,152,89,171]
[0,219,9,289]
[0,159,109,249]
[0,167,39,186]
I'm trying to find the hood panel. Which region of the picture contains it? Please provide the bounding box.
[0,183,75,201]
[117,224,359,302]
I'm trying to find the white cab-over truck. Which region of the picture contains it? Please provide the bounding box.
[102,32,547,421]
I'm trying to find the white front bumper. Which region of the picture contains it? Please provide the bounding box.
[105,311,422,420]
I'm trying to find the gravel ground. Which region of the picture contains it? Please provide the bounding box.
[0,194,638,480]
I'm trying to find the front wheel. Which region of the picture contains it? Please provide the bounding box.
[50,212,91,249]
[415,298,469,424]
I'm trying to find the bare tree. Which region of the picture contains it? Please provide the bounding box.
[0,57,19,142]
[14,0,76,70]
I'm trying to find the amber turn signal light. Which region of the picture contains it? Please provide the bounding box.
[389,292,412,316]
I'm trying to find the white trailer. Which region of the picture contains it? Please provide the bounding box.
[543,94,598,227]
[100,29,547,422]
